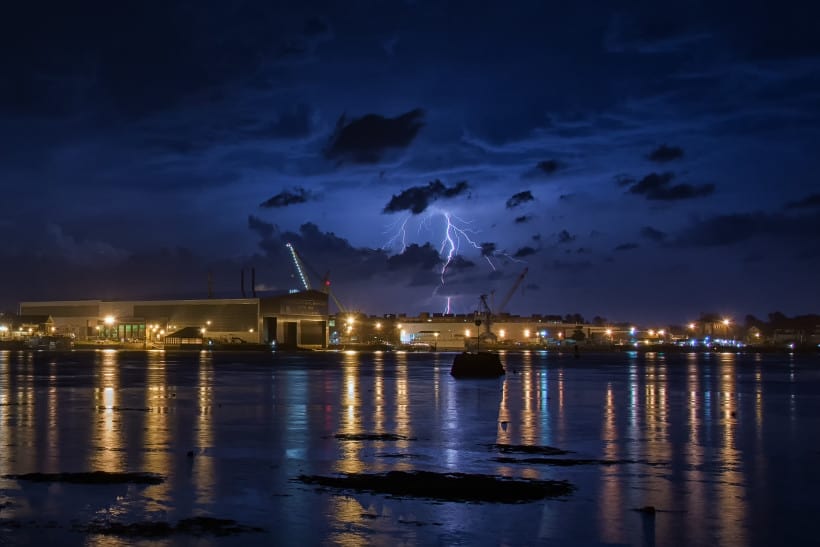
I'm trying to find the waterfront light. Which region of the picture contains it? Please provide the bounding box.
[523,329,530,338]
[722,318,730,326]
[465,329,471,337]
[104,315,116,325]
[688,323,696,330]
[499,329,505,339]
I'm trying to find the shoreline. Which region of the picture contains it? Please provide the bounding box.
[1,341,817,356]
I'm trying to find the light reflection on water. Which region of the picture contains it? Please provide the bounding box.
[0,349,818,546]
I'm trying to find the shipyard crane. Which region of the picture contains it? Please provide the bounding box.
[474,267,528,342]
[285,242,347,314]
[498,267,528,314]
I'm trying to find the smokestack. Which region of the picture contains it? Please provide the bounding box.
[241,269,246,297]
[251,268,257,297]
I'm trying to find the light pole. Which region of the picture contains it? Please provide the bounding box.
[433,331,439,351]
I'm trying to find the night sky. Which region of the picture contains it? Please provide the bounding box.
[3,1,820,324]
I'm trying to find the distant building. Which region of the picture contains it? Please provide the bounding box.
[330,312,616,350]
[18,290,329,349]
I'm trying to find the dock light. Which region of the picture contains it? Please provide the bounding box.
[104,315,116,325]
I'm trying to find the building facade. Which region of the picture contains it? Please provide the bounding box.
[19,290,329,349]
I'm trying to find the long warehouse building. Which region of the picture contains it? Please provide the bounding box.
[18,290,329,349]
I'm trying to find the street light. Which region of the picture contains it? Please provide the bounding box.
[433,331,439,351]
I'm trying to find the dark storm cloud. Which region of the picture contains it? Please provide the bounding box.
[260,187,315,209]
[514,215,533,224]
[640,226,667,242]
[647,144,684,162]
[247,217,388,286]
[513,246,536,258]
[387,243,440,271]
[383,180,469,215]
[447,255,476,271]
[614,174,636,188]
[785,193,820,210]
[615,243,639,251]
[325,109,425,164]
[506,191,535,209]
[537,160,562,175]
[248,215,278,241]
[557,230,576,244]
[480,242,497,257]
[627,172,715,201]
[675,210,820,249]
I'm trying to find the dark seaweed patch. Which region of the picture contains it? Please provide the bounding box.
[334,433,415,441]
[79,517,263,537]
[493,457,667,467]
[296,470,573,503]
[4,471,163,485]
[489,443,573,456]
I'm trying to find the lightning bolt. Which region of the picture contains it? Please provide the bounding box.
[382,207,504,314]
[438,209,489,283]
[382,216,409,253]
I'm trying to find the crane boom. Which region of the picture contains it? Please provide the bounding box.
[285,243,347,314]
[286,243,311,290]
[498,267,528,314]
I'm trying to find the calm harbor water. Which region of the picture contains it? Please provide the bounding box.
[1,349,819,546]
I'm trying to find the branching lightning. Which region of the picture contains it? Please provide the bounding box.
[382,216,409,253]
[383,207,502,314]
[438,210,492,283]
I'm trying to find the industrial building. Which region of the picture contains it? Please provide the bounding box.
[18,290,329,349]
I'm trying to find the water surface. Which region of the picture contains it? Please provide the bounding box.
[1,349,818,546]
